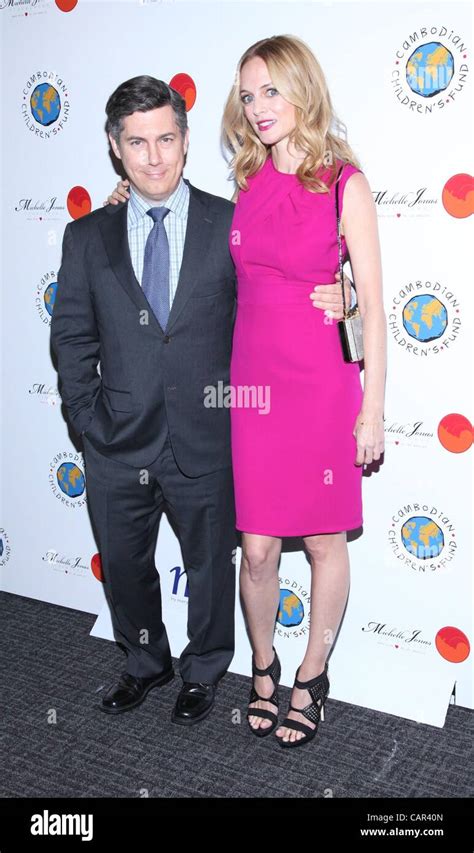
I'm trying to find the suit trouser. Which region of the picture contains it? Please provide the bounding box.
[82,431,237,684]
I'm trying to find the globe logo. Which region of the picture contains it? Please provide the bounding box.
[57,462,85,498]
[402,295,447,342]
[44,281,58,316]
[30,84,61,127]
[406,42,454,97]
[401,516,445,560]
[278,590,304,627]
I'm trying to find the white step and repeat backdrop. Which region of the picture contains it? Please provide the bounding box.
[1,0,472,727]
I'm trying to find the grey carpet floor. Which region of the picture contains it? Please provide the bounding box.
[1,591,472,799]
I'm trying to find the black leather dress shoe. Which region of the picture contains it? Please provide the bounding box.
[171,681,216,725]
[100,668,174,715]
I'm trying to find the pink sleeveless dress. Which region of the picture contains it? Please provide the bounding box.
[229,156,364,536]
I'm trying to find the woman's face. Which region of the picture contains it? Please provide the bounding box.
[239,56,296,147]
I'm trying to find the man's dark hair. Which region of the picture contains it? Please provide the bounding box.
[105,75,188,143]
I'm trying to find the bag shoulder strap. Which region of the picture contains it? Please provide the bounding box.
[334,163,345,221]
[334,164,347,313]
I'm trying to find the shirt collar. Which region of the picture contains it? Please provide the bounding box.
[128,176,189,226]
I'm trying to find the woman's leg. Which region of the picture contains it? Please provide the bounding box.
[240,532,282,731]
[275,531,350,743]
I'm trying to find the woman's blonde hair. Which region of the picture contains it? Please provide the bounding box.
[222,34,360,194]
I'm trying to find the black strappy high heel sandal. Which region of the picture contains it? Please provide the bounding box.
[247,646,281,738]
[277,661,329,748]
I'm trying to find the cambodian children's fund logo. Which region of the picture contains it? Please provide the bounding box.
[49,450,87,509]
[388,503,457,574]
[276,576,310,639]
[392,26,469,112]
[22,71,70,137]
[0,528,11,567]
[35,270,57,324]
[388,278,462,357]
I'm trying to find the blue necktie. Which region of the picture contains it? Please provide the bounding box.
[142,206,171,331]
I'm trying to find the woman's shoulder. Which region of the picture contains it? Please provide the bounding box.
[312,158,363,192]
[335,158,364,181]
[332,159,365,202]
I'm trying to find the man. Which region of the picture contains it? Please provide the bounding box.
[51,76,349,726]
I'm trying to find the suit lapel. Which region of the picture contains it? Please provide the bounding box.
[98,201,164,330]
[166,179,214,333]
[98,180,215,336]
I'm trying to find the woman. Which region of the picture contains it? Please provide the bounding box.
[105,34,386,748]
[221,35,385,747]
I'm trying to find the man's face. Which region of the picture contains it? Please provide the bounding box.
[109,105,189,202]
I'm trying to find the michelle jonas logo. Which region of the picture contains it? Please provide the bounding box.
[14,196,65,220]
[29,382,60,407]
[384,417,434,449]
[22,71,70,138]
[372,185,438,219]
[43,550,90,578]
[388,279,461,357]
[388,504,457,573]
[15,187,91,221]
[392,25,469,112]
[0,0,47,16]
[35,270,58,324]
[49,451,87,508]
[362,622,432,654]
[0,0,77,17]
[276,577,310,639]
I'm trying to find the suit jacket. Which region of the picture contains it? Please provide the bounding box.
[50,178,237,476]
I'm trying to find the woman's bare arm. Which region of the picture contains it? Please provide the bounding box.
[342,172,386,465]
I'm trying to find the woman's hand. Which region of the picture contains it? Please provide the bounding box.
[310,271,352,320]
[353,411,384,466]
[103,178,130,206]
